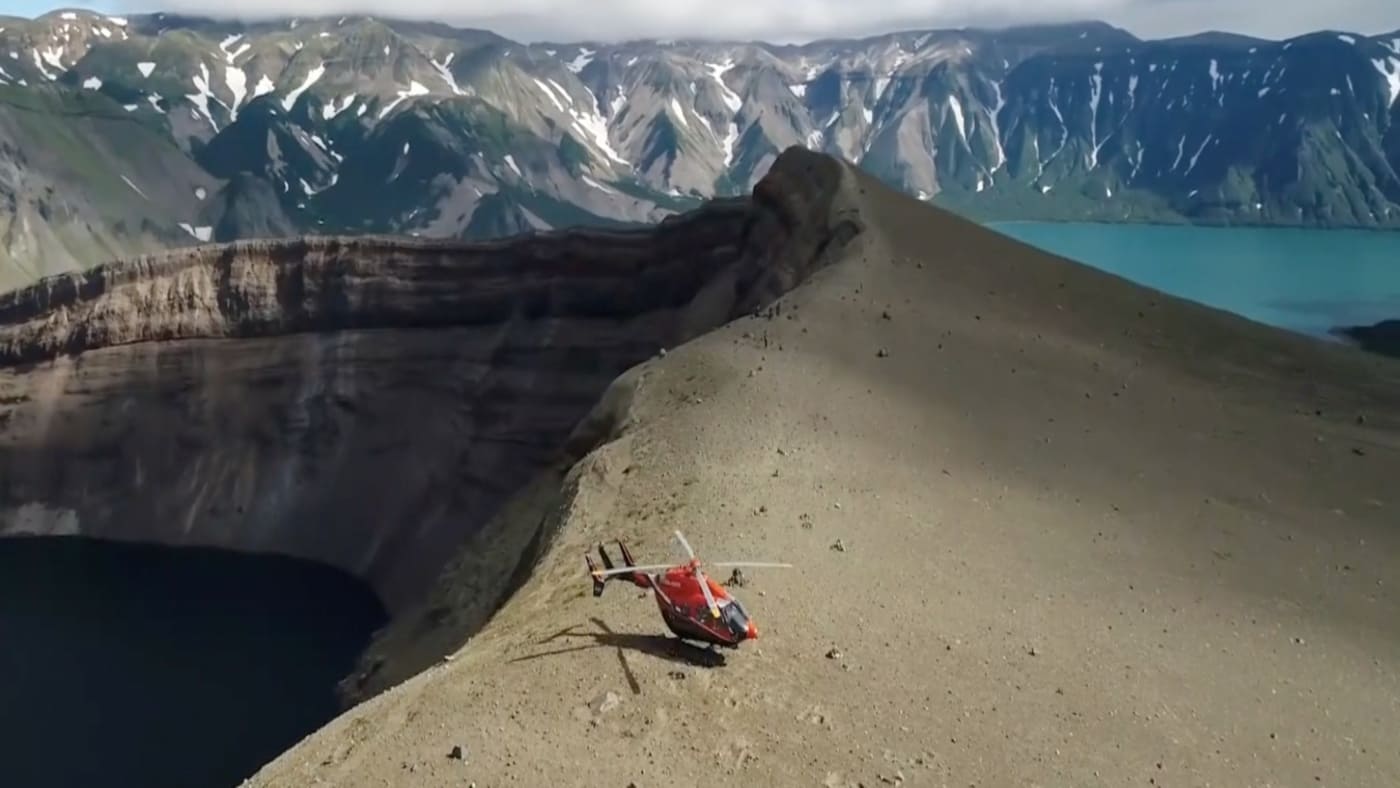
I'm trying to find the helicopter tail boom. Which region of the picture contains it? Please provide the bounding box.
[586,541,645,596]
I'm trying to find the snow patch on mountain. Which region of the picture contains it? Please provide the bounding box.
[137,61,155,78]
[431,52,465,96]
[225,67,247,119]
[533,78,565,111]
[377,80,428,118]
[705,61,743,112]
[721,121,740,166]
[567,48,594,73]
[283,64,326,112]
[1185,134,1213,176]
[1087,63,1103,168]
[120,175,147,199]
[178,223,213,241]
[568,85,628,165]
[321,94,357,119]
[1372,57,1400,106]
[947,94,967,142]
[31,49,57,80]
[219,34,250,63]
[188,62,221,131]
[547,79,572,104]
[987,79,1006,172]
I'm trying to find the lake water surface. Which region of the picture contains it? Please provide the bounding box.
[987,222,1400,340]
[0,536,386,788]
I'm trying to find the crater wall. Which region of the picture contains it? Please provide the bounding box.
[0,147,858,613]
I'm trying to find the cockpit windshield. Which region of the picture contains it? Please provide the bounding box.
[720,598,749,635]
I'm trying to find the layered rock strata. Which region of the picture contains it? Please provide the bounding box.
[0,147,858,614]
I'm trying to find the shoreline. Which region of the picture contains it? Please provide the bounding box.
[981,217,1400,236]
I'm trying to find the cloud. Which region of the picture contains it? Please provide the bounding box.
[108,0,1399,43]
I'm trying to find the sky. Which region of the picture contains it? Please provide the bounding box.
[7,0,1398,44]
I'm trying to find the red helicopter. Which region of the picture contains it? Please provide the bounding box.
[585,530,791,649]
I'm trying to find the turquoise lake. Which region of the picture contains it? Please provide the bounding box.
[986,222,1400,341]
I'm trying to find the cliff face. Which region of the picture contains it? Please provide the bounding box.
[0,146,858,613]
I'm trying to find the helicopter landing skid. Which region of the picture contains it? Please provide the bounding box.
[668,637,727,668]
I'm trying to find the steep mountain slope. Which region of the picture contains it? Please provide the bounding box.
[0,83,220,290]
[1,9,1399,292]
[237,148,1399,787]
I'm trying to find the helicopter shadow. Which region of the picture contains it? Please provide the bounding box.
[509,617,725,693]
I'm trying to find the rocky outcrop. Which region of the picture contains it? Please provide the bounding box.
[1337,319,1400,360]
[0,146,860,613]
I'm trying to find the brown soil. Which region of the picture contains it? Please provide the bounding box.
[241,151,1396,786]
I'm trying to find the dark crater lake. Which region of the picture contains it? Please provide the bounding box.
[0,535,387,788]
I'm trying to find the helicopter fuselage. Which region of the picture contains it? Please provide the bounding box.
[647,567,757,648]
[586,537,771,649]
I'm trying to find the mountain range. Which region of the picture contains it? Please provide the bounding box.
[1,8,1399,291]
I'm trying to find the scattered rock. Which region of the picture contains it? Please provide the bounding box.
[876,348,889,358]
[448,744,467,761]
[831,539,847,552]
[590,690,622,715]
[881,310,892,320]
[726,568,747,587]
[826,647,843,660]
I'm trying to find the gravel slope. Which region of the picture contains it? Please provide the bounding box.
[245,154,1400,788]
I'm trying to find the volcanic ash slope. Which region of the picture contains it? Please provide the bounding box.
[248,151,1400,787]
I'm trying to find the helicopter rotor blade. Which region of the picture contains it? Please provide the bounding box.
[710,561,793,569]
[695,565,720,617]
[589,563,676,578]
[674,530,696,560]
